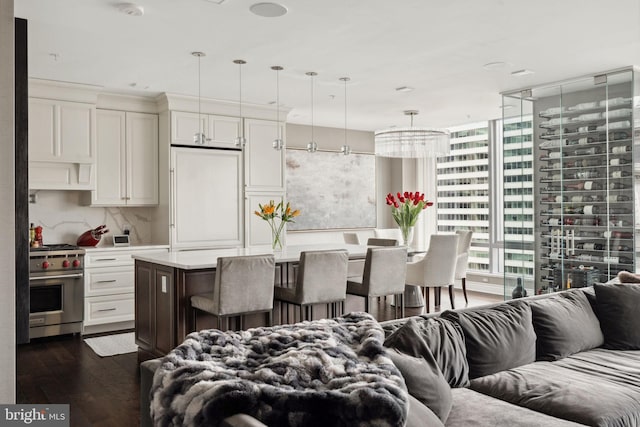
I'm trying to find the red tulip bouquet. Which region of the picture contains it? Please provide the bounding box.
[385,191,433,245]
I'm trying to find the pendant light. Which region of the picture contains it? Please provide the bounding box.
[339,77,351,155]
[272,66,284,151]
[192,51,208,145]
[234,59,247,148]
[306,71,318,153]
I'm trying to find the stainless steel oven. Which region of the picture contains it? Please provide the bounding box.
[29,244,85,339]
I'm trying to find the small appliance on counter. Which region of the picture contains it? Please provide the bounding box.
[77,224,109,247]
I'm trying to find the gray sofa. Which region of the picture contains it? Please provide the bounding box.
[140,282,640,426]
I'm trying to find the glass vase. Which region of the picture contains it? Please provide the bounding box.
[400,226,414,247]
[271,226,283,251]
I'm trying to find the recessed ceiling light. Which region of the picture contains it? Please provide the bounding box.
[395,86,414,93]
[117,2,144,16]
[250,2,288,17]
[483,61,508,70]
[512,69,535,77]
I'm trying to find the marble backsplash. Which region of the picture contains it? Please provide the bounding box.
[28,190,158,247]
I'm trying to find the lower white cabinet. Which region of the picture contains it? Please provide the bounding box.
[83,247,167,334]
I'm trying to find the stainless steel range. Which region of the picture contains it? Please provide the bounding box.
[29,244,85,339]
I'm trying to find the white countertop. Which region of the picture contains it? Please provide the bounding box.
[132,244,369,269]
[83,244,170,252]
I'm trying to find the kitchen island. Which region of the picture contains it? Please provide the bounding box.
[133,244,368,361]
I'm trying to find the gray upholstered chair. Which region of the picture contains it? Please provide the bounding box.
[455,230,473,305]
[405,234,459,313]
[343,232,360,245]
[274,249,349,322]
[190,254,276,331]
[367,237,399,246]
[347,246,408,319]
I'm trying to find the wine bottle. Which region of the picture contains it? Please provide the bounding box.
[564,181,602,191]
[578,125,598,133]
[609,158,630,166]
[605,231,633,239]
[577,137,594,145]
[581,205,599,215]
[577,254,602,262]
[570,195,593,203]
[576,242,604,251]
[614,245,632,252]
[544,218,562,226]
[607,195,630,202]
[574,147,600,156]
[610,170,631,178]
[575,158,602,167]
[573,170,599,179]
[618,256,633,265]
[611,145,631,154]
[610,182,629,190]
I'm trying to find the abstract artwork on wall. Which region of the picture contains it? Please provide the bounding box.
[285,149,376,230]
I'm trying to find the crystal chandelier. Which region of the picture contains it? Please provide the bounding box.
[374,110,450,158]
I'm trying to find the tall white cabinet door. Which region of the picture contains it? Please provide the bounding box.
[28,98,57,161]
[94,110,127,205]
[244,119,285,191]
[126,112,158,205]
[171,147,243,249]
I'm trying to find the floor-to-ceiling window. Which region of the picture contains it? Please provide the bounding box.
[436,117,534,281]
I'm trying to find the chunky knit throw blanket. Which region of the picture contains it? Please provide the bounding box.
[150,312,408,427]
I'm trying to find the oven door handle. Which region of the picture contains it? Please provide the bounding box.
[30,273,83,281]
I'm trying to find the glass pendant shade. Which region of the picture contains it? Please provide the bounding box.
[375,110,450,158]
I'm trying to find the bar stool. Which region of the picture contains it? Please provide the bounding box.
[190,254,276,331]
[367,237,399,246]
[274,250,349,323]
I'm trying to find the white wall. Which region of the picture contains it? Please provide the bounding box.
[29,191,156,247]
[0,0,16,403]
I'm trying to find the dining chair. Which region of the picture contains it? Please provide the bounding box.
[190,254,276,331]
[343,232,360,245]
[274,249,349,323]
[347,246,408,319]
[455,230,473,305]
[405,234,459,313]
[367,237,399,246]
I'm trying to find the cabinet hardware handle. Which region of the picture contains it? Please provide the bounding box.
[30,273,83,281]
[170,168,176,228]
[95,258,117,262]
[96,279,117,283]
[97,308,117,312]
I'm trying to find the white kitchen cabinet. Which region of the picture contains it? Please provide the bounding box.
[244,118,285,192]
[83,247,168,334]
[28,97,96,190]
[171,111,240,149]
[170,147,243,249]
[91,110,158,206]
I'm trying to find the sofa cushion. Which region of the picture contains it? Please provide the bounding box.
[443,302,536,379]
[384,317,469,387]
[470,348,640,427]
[406,394,445,427]
[387,348,452,422]
[446,388,586,427]
[530,289,603,360]
[594,282,640,350]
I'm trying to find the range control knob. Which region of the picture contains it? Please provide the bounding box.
[62,260,70,268]
[72,259,81,268]
[41,261,50,269]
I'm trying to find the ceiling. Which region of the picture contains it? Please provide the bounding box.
[14,0,640,131]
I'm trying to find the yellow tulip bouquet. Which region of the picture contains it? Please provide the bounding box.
[255,200,300,250]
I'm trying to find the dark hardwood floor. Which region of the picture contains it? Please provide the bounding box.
[17,289,501,426]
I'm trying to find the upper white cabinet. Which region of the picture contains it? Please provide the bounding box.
[28,98,97,190]
[91,110,158,206]
[171,111,240,149]
[244,118,285,192]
